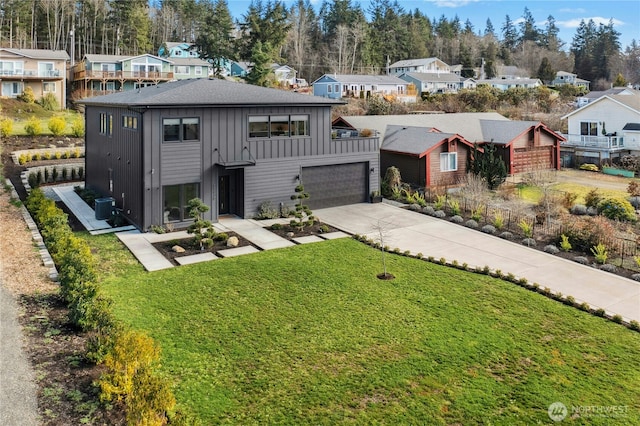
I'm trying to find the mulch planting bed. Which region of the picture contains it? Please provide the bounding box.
[265,221,343,240]
[152,232,257,265]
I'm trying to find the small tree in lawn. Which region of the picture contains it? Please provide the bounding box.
[186,198,215,249]
[290,183,314,231]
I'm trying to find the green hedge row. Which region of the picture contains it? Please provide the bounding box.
[25,189,191,425]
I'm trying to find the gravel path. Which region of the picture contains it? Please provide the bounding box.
[0,280,39,426]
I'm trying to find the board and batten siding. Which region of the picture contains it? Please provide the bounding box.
[429,143,468,186]
[132,103,379,227]
[84,106,144,225]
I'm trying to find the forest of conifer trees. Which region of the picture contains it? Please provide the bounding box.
[1,0,638,89]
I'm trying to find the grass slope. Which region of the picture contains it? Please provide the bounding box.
[96,236,640,425]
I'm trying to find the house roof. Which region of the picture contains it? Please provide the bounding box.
[381,125,459,156]
[334,112,510,142]
[478,78,542,86]
[170,57,210,66]
[583,87,633,99]
[78,78,343,107]
[313,74,408,85]
[401,72,461,83]
[562,93,640,119]
[479,120,539,144]
[0,48,69,60]
[556,71,576,77]
[389,57,447,69]
[83,53,171,63]
[623,123,640,131]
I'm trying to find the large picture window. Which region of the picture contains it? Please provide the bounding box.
[163,183,200,223]
[163,117,199,142]
[248,114,309,139]
[440,152,457,172]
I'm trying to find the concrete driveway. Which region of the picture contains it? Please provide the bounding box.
[315,202,640,323]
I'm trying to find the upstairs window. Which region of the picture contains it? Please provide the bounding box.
[248,115,309,139]
[99,113,113,136]
[163,118,199,142]
[122,115,138,130]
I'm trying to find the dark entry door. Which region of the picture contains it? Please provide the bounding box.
[219,175,230,214]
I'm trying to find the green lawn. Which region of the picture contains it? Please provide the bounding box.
[94,235,640,424]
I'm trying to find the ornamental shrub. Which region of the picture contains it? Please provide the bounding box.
[0,117,13,137]
[18,86,35,103]
[24,116,42,136]
[39,92,59,111]
[597,198,636,221]
[71,115,85,137]
[48,117,66,136]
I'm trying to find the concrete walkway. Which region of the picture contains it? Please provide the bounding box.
[315,203,640,323]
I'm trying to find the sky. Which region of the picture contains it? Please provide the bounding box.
[226,0,640,49]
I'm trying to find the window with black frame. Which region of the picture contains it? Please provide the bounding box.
[163,117,199,142]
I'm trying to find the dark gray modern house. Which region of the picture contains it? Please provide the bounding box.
[80,78,380,231]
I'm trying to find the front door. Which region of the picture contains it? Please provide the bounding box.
[218,175,230,214]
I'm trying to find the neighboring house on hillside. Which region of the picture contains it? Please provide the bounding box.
[552,71,590,90]
[399,72,455,94]
[388,57,450,76]
[496,65,529,79]
[312,74,417,102]
[561,92,640,167]
[271,64,297,87]
[476,78,542,91]
[157,42,199,59]
[398,72,475,95]
[0,48,69,109]
[334,113,564,176]
[380,125,475,187]
[72,54,174,97]
[158,41,229,76]
[78,79,380,231]
[231,61,250,77]
[170,57,210,80]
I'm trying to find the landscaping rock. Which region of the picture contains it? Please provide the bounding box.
[226,236,239,247]
[481,224,496,234]
[573,256,589,265]
[171,245,185,253]
[450,215,463,223]
[570,204,587,215]
[499,231,513,240]
[409,203,421,211]
[286,232,295,238]
[434,210,446,218]
[423,206,435,215]
[632,274,640,282]
[586,206,598,216]
[522,238,536,247]
[599,264,617,273]
[465,219,478,229]
[544,245,559,254]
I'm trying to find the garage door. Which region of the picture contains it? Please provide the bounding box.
[513,147,553,173]
[302,162,368,209]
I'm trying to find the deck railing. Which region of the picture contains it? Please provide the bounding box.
[562,134,624,149]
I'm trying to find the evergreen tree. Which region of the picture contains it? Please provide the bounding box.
[238,0,291,61]
[571,19,597,80]
[501,15,518,51]
[484,18,496,37]
[537,57,556,84]
[469,143,507,190]
[519,7,539,45]
[542,15,561,51]
[246,41,273,87]
[195,0,235,77]
[593,20,621,81]
[613,73,627,87]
